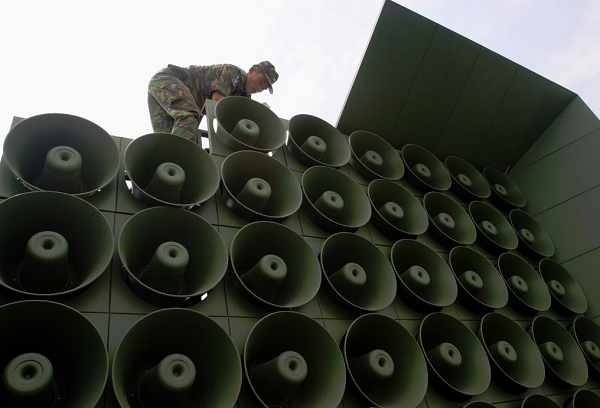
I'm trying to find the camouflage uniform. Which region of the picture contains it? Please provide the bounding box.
[147,64,249,143]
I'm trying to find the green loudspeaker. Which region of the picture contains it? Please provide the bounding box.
[419,313,491,401]
[449,247,508,314]
[569,316,600,380]
[3,113,119,196]
[469,201,518,255]
[221,150,303,222]
[112,308,241,408]
[390,240,457,314]
[287,114,351,167]
[213,95,287,153]
[478,312,545,394]
[244,311,346,408]
[497,253,551,315]
[230,221,321,310]
[302,166,371,233]
[463,403,495,408]
[510,209,555,260]
[348,130,405,181]
[123,133,219,208]
[368,179,429,240]
[0,301,107,408]
[0,192,113,299]
[320,233,397,313]
[483,167,526,211]
[342,314,428,408]
[423,192,477,248]
[521,395,561,408]
[118,207,228,307]
[401,144,452,192]
[538,259,587,316]
[445,156,491,202]
[566,387,600,408]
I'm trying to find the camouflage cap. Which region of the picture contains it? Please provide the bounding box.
[256,61,278,94]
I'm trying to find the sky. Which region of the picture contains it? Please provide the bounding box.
[1,0,599,157]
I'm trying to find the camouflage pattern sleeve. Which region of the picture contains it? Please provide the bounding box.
[207,64,247,97]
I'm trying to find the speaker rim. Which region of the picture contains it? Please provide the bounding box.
[401,144,452,192]
[509,209,555,260]
[538,258,587,315]
[348,130,405,181]
[423,192,478,248]
[570,316,600,380]
[444,156,491,202]
[469,200,519,254]
[520,394,561,408]
[483,167,526,211]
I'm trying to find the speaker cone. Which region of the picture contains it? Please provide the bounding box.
[509,209,555,260]
[348,130,405,181]
[445,156,491,202]
[569,316,600,381]
[538,258,587,316]
[565,387,600,408]
[521,395,561,408]
[402,144,451,192]
[469,201,518,254]
[423,192,477,248]
[483,167,526,211]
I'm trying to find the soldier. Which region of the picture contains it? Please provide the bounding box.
[147,61,278,143]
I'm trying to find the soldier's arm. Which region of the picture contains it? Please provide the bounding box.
[211,91,226,101]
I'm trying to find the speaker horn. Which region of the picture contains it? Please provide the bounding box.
[301,166,371,233]
[213,95,287,153]
[243,311,346,408]
[118,206,228,307]
[0,301,107,408]
[112,308,241,408]
[342,314,428,408]
[483,167,526,211]
[449,247,509,314]
[538,259,587,316]
[230,221,321,310]
[0,191,113,300]
[478,312,545,394]
[418,312,491,401]
[390,239,458,314]
[566,389,600,408]
[221,150,303,223]
[123,133,220,208]
[348,130,405,181]
[497,253,551,315]
[509,209,555,260]
[469,201,518,255]
[463,403,495,408]
[286,114,351,168]
[528,315,588,387]
[521,395,561,408]
[401,144,452,192]
[445,156,491,202]
[569,316,600,380]
[320,233,397,313]
[423,192,477,248]
[2,113,119,197]
[367,179,429,240]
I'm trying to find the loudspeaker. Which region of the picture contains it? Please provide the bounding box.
[367,179,429,240]
[445,156,491,202]
[0,191,113,299]
[401,144,452,192]
[123,133,220,208]
[469,201,518,254]
[418,312,491,401]
[566,388,600,408]
[112,308,241,408]
[528,315,588,387]
[569,316,600,380]
[3,113,119,197]
[0,300,107,408]
[221,150,303,222]
[497,253,551,315]
[342,314,428,408]
[390,240,458,314]
[449,247,509,314]
[509,209,555,260]
[118,207,228,307]
[213,95,287,153]
[243,311,346,408]
[230,221,321,310]
[478,312,545,394]
[286,114,351,168]
[521,395,561,408]
[538,258,587,316]
[423,192,477,248]
[301,166,372,233]
[320,233,397,313]
[483,167,526,211]
[463,403,495,408]
[348,130,405,181]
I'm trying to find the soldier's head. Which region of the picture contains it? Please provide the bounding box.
[245,61,278,95]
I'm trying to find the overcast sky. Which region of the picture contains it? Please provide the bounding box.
[1,0,599,157]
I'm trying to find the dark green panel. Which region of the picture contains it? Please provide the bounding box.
[336,1,436,139]
[534,185,600,263]
[388,26,481,151]
[434,48,518,162]
[512,128,600,215]
[473,67,549,171]
[563,247,600,319]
